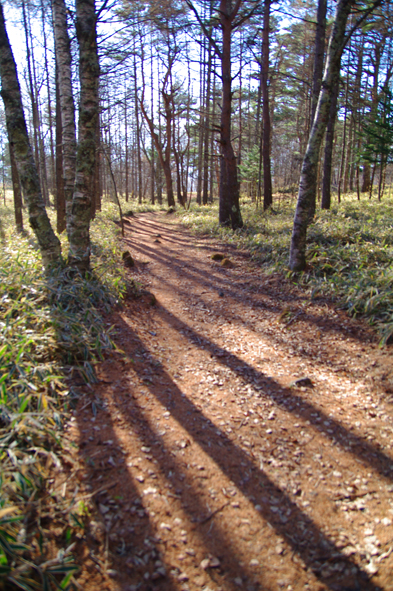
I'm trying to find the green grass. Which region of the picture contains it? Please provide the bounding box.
[120,198,168,215]
[177,194,393,345]
[0,199,130,590]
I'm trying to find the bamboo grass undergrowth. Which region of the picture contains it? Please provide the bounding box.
[178,194,393,345]
[0,201,129,590]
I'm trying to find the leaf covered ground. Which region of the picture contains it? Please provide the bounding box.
[63,211,393,591]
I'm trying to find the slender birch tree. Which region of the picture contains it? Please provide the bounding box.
[67,0,100,271]
[52,0,77,236]
[0,3,61,267]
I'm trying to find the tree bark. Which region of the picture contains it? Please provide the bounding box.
[0,4,61,266]
[210,58,217,203]
[55,61,66,232]
[22,1,40,172]
[337,53,351,202]
[219,0,242,229]
[202,37,212,206]
[52,0,77,234]
[311,0,327,123]
[150,44,155,204]
[133,45,143,204]
[321,78,339,209]
[196,36,205,205]
[124,90,129,202]
[308,0,327,218]
[42,0,56,202]
[67,0,99,271]
[262,0,272,210]
[9,142,23,232]
[91,113,101,216]
[289,0,353,271]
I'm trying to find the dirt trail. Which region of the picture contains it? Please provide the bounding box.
[66,212,393,591]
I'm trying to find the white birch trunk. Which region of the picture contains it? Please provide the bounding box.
[52,0,76,233]
[67,0,99,271]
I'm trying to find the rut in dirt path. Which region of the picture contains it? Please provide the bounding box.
[70,213,393,591]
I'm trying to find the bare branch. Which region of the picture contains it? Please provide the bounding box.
[342,0,384,50]
[233,0,261,30]
[185,0,222,60]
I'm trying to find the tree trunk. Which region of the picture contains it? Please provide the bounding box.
[91,113,101,216]
[321,78,339,209]
[42,0,56,202]
[140,95,175,208]
[140,53,175,209]
[67,0,99,271]
[9,142,23,232]
[161,88,175,208]
[289,0,353,271]
[22,1,40,171]
[309,0,327,217]
[55,61,66,232]
[237,34,243,167]
[343,116,353,194]
[311,0,327,123]
[52,0,76,231]
[23,2,50,207]
[196,37,205,205]
[124,90,129,202]
[219,0,242,229]
[202,38,212,206]
[262,0,273,210]
[351,37,364,199]
[133,47,143,204]
[150,46,155,205]
[210,59,217,203]
[370,164,376,199]
[337,54,350,202]
[0,4,61,266]
[362,162,371,193]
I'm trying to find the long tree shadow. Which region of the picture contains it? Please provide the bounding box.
[112,310,380,591]
[45,262,182,590]
[106,376,277,591]
[126,231,374,352]
[155,304,393,482]
[73,379,183,591]
[129,216,198,249]
[127,239,378,390]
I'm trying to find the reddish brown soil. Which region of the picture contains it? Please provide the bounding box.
[63,212,393,591]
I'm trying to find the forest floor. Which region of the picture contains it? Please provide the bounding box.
[62,212,393,591]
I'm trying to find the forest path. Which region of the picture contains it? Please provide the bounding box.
[70,212,393,591]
